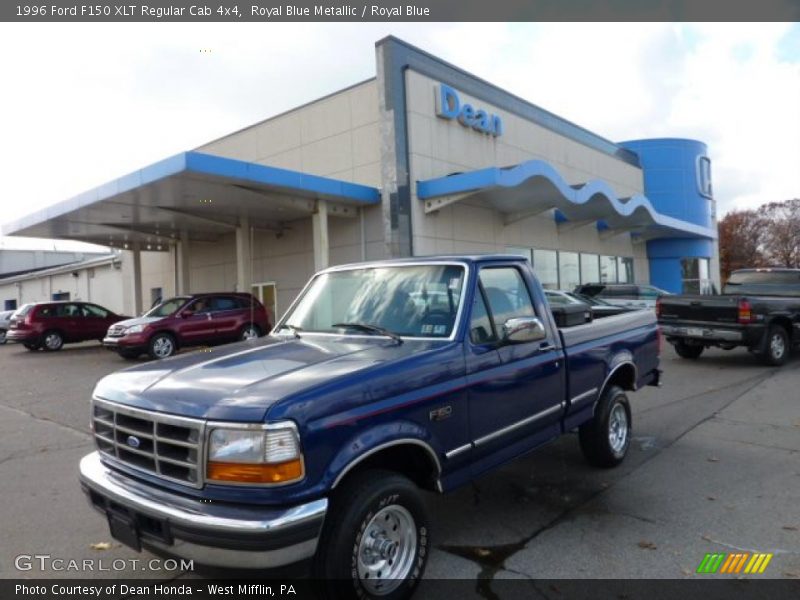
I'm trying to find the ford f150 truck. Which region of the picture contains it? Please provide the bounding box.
[78,255,660,599]
[658,268,800,365]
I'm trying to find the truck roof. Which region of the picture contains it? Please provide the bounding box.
[324,254,527,272]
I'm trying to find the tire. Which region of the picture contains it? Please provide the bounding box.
[579,385,632,468]
[118,348,141,360]
[313,469,430,600]
[24,342,40,351]
[148,333,176,359]
[239,323,262,341]
[42,330,64,352]
[0,329,6,345]
[674,341,704,360]
[760,325,789,366]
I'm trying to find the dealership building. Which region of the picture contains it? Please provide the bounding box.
[1,37,719,319]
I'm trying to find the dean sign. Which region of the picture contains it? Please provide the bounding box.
[435,84,503,137]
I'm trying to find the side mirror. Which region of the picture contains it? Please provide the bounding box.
[181,310,194,318]
[503,316,547,344]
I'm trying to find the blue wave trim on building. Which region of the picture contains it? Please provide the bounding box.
[417,159,717,240]
[2,152,380,236]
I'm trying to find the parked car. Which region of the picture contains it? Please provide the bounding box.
[574,282,671,310]
[0,309,14,344]
[544,289,633,317]
[658,267,800,365]
[79,255,661,597]
[6,302,129,351]
[102,292,271,360]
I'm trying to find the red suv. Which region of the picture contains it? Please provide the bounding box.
[7,302,129,351]
[102,293,271,360]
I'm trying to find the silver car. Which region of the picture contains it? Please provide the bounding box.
[0,309,14,345]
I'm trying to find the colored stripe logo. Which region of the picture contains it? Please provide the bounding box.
[696,552,773,574]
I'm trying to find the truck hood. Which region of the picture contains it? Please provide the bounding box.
[93,335,442,421]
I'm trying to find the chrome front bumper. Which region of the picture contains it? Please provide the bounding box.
[79,452,327,568]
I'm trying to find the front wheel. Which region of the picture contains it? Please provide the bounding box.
[674,341,704,359]
[313,469,429,600]
[0,329,6,344]
[148,333,176,359]
[579,385,632,468]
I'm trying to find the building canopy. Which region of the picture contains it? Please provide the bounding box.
[2,152,380,250]
[417,160,717,242]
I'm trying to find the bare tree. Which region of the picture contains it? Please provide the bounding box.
[718,209,766,282]
[759,199,800,268]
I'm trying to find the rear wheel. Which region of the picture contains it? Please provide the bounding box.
[674,341,704,359]
[579,385,631,468]
[148,333,176,359]
[0,329,6,344]
[42,330,64,352]
[313,469,429,600]
[239,323,262,341]
[760,325,789,366]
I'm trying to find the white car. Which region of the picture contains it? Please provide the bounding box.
[573,284,671,310]
[0,309,14,344]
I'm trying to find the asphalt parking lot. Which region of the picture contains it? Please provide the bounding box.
[0,340,798,587]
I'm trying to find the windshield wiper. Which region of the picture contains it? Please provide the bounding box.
[278,323,303,338]
[332,322,403,344]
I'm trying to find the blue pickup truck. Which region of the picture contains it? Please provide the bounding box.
[79,255,660,598]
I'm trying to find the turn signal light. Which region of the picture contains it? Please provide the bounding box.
[207,459,304,484]
[655,297,662,318]
[738,299,752,324]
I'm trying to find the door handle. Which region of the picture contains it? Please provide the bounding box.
[539,343,556,352]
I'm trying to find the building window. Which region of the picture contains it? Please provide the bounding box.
[580,253,600,285]
[533,249,558,289]
[4,299,17,311]
[681,257,712,294]
[52,292,70,301]
[618,257,634,284]
[558,251,580,291]
[600,255,617,283]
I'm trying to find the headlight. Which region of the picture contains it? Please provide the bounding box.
[207,422,303,485]
[126,324,145,334]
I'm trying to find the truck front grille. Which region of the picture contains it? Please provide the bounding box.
[91,398,206,488]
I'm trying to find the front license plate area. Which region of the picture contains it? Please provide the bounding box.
[108,513,141,551]
[687,328,704,337]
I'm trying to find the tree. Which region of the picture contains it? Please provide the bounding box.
[759,199,800,268]
[718,209,766,282]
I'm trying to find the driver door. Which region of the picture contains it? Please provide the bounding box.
[466,265,564,471]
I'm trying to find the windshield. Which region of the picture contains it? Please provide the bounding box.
[281,264,466,338]
[723,271,800,296]
[145,296,190,318]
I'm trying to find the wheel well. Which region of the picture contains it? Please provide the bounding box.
[603,362,637,394]
[150,330,179,348]
[769,317,793,341]
[334,443,440,492]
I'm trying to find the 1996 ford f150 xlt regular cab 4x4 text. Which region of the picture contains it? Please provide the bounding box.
[78,255,661,599]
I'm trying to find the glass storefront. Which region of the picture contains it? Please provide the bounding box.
[533,249,559,289]
[600,255,617,283]
[580,253,600,285]
[558,251,580,291]
[681,257,712,294]
[505,246,635,290]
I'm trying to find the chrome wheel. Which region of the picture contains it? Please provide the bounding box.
[151,335,174,358]
[608,403,628,455]
[357,504,417,595]
[770,332,785,361]
[241,325,259,340]
[44,331,63,351]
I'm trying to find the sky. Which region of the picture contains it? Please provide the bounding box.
[0,22,798,251]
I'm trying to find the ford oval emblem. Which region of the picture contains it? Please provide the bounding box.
[126,435,141,449]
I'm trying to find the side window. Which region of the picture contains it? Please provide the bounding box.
[478,267,536,333]
[188,298,211,313]
[82,304,109,318]
[58,304,81,317]
[470,288,496,344]
[210,296,238,312]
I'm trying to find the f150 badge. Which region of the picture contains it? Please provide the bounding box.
[429,406,453,421]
